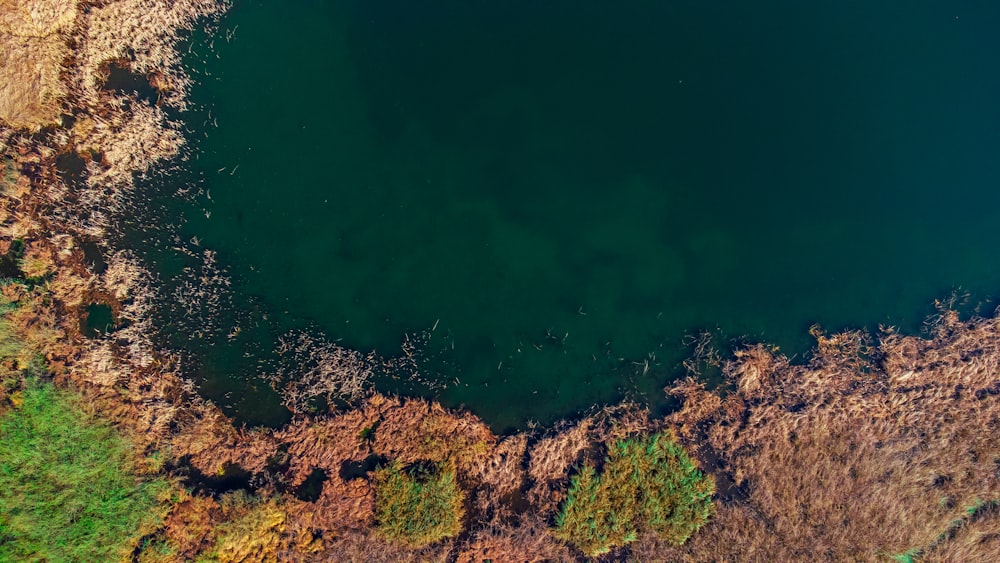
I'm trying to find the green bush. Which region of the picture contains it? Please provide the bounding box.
[554,431,715,556]
[373,461,465,547]
[0,380,172,562]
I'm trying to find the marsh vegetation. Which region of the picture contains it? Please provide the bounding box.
[2,0,1000,561]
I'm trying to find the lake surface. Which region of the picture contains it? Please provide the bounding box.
[127,0,1000,431]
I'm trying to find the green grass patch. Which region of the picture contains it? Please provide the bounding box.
[0,379,172,562]
[373,461,465,547]
[1,157,17,191]
[554,431,715,556]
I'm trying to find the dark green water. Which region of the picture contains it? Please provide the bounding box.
[132,0,1000,431]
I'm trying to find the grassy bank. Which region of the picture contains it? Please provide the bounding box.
[0,378,172,562]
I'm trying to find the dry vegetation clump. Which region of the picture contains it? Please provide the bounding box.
[659,311,1000,561]
[272,393,499,539]
[290,472,377,533]
[0,281,72,373]
[473,432,529,504]
[2,0,229,183]
[142,491,315,563]
[154,493,223,561]
[193,493,293,563]
[81,98,185,189]
[273,408,382,534]
[526,417,594,515]
[169,407,278,476]
[276,407,382,487]
[19,239,57,278]
[72,0,230,108]
[371,397,497,474]
[271,330,376,414]
[916,501,1000,562]
[455,514,574,563]
[0,0,76,129]
[1,0,231,255]
[321,529,451,563]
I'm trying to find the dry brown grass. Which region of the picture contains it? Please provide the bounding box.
[277,408,380,488]
[372,398,496,474]
[321,529,451,563]
[163,494,222,559]
[199,493,291,563]
[526,418,593,515]
[19,240,56,278]
[474,433,529,502]
[456,514,574,563]
[919,503,1000,562]
[660,312,1000,561]
[0,0,76,129]
[82,99,185,188]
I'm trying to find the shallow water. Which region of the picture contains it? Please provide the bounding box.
[130,0,1000,431]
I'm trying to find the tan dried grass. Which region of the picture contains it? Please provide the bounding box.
[526,418,592,515]
[661,312,1000,561]
[456,515,573,563]
[0,0,76,129]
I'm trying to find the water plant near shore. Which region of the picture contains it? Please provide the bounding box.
[373,461,465,548]
[554,431,715,556]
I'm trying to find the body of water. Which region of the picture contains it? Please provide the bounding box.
[128,0,1000,431]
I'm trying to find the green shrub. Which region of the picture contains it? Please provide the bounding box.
[0,379,172,562]
[373,461,465,547]
[554,431,715,556]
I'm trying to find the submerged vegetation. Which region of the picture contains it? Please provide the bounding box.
[554,432,715,556]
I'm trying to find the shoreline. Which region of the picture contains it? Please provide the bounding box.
[2,2,1000,561]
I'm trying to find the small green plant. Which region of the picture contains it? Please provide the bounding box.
[553,431,715,556]
[358,423,377,444]
[0,379,172,562]
[372,461,465,547]
[1,157,16,190]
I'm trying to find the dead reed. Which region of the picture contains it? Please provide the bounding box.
[659,312,1000,561]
